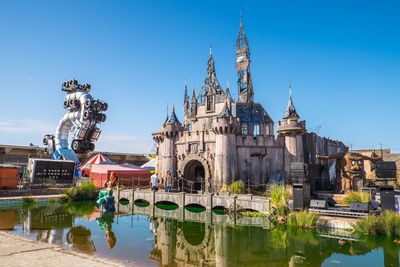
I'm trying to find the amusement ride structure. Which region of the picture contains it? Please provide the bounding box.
[43,79,108,162]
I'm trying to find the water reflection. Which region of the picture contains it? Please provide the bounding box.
[96,211,116,249]
[1,202,399,266]
[66,226,95,255]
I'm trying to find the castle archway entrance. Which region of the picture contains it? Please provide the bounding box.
[183,160,205,192]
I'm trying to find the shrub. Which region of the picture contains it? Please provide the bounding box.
[240,211,268,217]
[344,192,370,205]
[230,180,246,194]
[65,182,97,201]
[269,183,289,216]
[287,211,319,229]
[353,211,400,237]
[22,196,36,204]
[219,183,229,193]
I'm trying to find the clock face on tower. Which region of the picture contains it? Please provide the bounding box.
[241,124,248,136]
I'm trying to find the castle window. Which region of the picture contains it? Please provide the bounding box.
[253,124,260,136]
[191,105,196,116]
[188,121,192,132]
[266,125,270,135]
[206,95,214,112]
[241,124,248,136]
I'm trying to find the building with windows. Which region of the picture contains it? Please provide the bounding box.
[152,17,347,192]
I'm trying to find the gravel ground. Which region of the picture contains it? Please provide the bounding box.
[0,231,125,267]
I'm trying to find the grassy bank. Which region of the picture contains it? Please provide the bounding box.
[353,211,400,237]
[64,182,97,201]
[343,192,370,206]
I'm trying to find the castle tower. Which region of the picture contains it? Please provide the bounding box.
[190,84,197,118]
[212,101,240,189]
[236,15,254,103]
[198,45,225,112]
[277,83,306,183]
[156,105,182,178]
[183,81,190,123]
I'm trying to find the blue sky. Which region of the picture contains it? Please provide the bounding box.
[0,0,399,153]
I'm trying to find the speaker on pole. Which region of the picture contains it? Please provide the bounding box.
[380,186,395,211]
[293,183,311,211]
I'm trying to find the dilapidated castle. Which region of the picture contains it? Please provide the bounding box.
[152,17,347,191]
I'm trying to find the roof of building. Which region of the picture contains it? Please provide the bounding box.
[166,105,181,124]
[218,102,232,118]
[232,103,273,123]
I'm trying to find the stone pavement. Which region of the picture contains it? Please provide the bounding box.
[0,231,124,267]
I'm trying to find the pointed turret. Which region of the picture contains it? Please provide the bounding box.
[184,81,189,116]
[184,80,188,105]
[284,81,299,119]
[190,84,197,117]
[198,44,224,105]
[225,80,232,100]
[166,104,181,124]
[164,104,169,125]
[277,82,305,136]
[191,84,196,102]
[184,81,190,122]
[218,100,232,118]
[236,14,254,103]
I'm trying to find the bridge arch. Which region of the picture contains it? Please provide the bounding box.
[177,221,212,252]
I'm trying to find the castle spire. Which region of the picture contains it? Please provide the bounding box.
[164,104,169,124]
[225,80,231,99]
[166,103,180,124]
[190,84,197,117]
[197,45,223,103]
[184,80,188,104]
[191,84,196,102]
[235,14,253,103]
[284,81,299,119]
[218,98,232,118]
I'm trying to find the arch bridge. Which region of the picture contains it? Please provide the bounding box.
[118,189,270,214]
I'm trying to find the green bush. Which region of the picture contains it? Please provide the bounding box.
[65,182,97,201]
[240,211,269,217]
[287,211,319,228]
[22,196,36,204]
[230,180,246,194]
[353,211,400,237]
[269,183,289,216]
[343,192,370,206]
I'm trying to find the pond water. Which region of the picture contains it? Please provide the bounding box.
[0,201,399,266]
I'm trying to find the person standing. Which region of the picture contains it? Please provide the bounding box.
[177,170,183,192]
[165,171,172,193]
[150,172,159,191]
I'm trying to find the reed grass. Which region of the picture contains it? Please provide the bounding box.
[65,182,97,201]
[353,211,400,237]
[287,211,319,228]
[269,183,289,216]
[343,192,370,205]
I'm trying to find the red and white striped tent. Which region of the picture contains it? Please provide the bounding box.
[79,153,112,177]
[85,153,111,165]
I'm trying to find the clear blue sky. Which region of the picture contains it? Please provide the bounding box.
[0,0,399,153]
